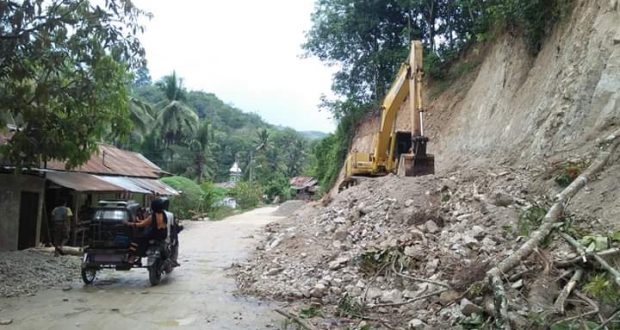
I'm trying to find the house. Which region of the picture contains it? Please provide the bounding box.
[289,176,318,200]
[0,140,179,251]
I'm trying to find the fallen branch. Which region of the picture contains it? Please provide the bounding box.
[553,268,583,314]
[486,135,620,328]
[559,233,620,286]
[368,289,448,308]
[552,290,599,327]
[274,308,314,330]
[391,259,451,288]
[593,308,620,330]
[555,248,620,268]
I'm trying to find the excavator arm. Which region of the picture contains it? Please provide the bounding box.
[342,41,434,189]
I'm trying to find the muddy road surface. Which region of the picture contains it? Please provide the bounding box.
[0,207,283,329]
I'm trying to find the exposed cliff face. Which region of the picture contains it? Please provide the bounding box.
[350,0,620,171]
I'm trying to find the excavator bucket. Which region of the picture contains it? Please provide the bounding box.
[397,153,435,177]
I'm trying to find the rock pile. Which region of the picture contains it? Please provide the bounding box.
[0,250,80,297]
[235,166,547,327]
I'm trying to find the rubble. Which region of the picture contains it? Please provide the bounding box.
[0,250,80,298]
[234,164,620,328]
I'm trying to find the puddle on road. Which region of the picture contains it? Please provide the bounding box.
[155,316,196,327]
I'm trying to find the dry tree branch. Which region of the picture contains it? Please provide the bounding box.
[559,233,620,286]
[553,268,583,314]
[486,134,620,329]
[555,248,620,268]
[391,258,451,288]
[593,309,620,330]
[367,289,449,308]
[274,309,314,330]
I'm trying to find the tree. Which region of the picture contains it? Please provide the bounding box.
[0,0,147,168]
[122,96,155,148]
[154,72,199,146]
[286,139,306,177]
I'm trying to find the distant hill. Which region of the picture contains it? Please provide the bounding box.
[299,130,328,140]
[132,84,317,182]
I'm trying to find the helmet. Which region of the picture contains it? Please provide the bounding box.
[150,198,165,212]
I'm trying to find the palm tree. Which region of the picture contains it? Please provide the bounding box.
[255,128,269,151]
[154,71,198,146]
[286,139,306,177]
[188,122,213,182]
[127,96,155,144]
[249,128,270,182]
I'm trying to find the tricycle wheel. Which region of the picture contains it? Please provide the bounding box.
[81,268,97,284]
[148,263,161,286]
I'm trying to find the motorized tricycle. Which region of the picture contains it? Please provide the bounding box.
[80,199,181,286]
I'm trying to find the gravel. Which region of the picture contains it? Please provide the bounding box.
[272,200,307,217]
[0,250,80,297]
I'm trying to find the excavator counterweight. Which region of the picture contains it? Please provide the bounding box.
[340,41,434,191]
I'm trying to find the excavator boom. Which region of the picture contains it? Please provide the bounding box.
[341,41,434,190]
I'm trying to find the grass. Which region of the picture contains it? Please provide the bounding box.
[517,206,548,237]
[337,294,366,318]
[583,273,620,304]
[554,160,589,187]
[208,206,236,220]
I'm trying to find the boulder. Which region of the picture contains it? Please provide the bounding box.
[460,298,484,316]
[424,220,439,234]
[380,289,403,303]
[408,318,426,329]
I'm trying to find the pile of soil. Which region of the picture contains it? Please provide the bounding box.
[272,200,307,217]
[235,161,620,328]
[0,250,80,297]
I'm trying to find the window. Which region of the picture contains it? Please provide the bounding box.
[94,209,128,222]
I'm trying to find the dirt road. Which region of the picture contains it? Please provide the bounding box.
[0,207,283,329]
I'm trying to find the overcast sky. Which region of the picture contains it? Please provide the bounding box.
[131,0,336,133]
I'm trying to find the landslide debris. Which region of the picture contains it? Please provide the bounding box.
[0,250,80,297]
[235,166,545,326]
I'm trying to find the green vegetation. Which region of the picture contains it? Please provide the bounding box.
[231,182,263,210]
[304,0,574,191]
[336,294,366,318]
[554,160,588,187]
[583,273,620,304]
[517,206,548,237]
[0,0,146,168]
[299,306,323,319]
[160,176,205,219]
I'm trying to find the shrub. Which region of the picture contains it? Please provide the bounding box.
[208,206,235,221]
[160,176,204,219]
[554,160,588,187]
[200,181,228,211]
[517,206,548,237]
[231,181,262,209]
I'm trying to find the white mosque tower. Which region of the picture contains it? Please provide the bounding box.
[229,161,242,183]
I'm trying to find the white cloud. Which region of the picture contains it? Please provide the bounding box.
[132,0,336,133]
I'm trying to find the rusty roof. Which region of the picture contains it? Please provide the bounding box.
[46,144,163,178]
[289,176,318,190]
[46,171,125,192]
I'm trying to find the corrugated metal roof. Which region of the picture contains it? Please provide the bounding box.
[46,144,163,178]
[46,171,125,192]
[95,175,151,194]
[127,178,180,196]
[289,176,318,190]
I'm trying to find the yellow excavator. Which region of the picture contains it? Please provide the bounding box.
[340,41,434,190]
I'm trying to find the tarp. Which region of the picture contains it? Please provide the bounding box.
[95,175,151,194]
[46,171,125,192]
